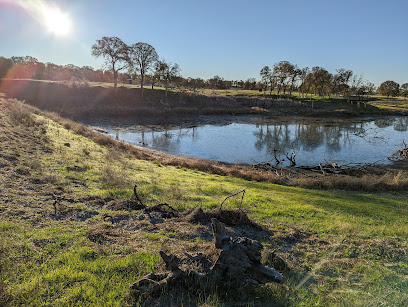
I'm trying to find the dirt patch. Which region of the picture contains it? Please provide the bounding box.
[86,224,118,244]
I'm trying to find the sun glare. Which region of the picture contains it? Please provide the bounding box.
[42,7,71,36]
[15,0,72,37]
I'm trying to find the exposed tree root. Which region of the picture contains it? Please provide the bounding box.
[131,218,283,301]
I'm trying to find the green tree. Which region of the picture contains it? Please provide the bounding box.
[208,75,226,89]
[377,80,400,98]
[155,60,180,101]
[298,67,309,98]
[400,83,408,100]
[259,66,271,95]
[91,37,129,95]
[273,61,295,96]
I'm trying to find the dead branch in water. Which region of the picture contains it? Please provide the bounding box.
[273,148,284,165]
[388,141,408,162]
[285,150,297,166]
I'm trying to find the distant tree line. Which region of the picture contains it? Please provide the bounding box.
[259,61,378,99]
[1,51,406,100]
[0,55,116,83]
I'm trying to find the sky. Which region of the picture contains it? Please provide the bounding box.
[0,0,407,85]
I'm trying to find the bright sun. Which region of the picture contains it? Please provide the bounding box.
[42,7,71,36]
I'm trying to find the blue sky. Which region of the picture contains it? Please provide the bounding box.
[0,0,407,85]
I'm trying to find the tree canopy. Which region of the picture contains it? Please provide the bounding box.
[377,80,400,97]
[91,36,129,95]
[155,60,180,100]
[128,42,158,97]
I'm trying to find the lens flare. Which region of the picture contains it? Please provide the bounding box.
[42,6,71,36]
[14,0,72,37]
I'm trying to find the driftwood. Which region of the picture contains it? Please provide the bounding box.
[297,161,380,174]
[131,218,283,299]
[388,142,408,162]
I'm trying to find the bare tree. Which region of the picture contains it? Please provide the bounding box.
[128,42,158,97]
[155,60,180,101]
[91,37,129,95]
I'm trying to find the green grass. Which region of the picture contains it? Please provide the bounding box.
[0,221,160,306]
[27,115,407,238]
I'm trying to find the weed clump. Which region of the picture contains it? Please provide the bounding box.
[8,100,38,127]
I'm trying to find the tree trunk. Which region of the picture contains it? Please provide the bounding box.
[112,62,118,96]
[113,71,118,96]
[141,74,144,98]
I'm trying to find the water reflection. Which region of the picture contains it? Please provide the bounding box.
[79,116,408,166]
[253,122,364,156]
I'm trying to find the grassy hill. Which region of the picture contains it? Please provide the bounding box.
[0,97,407,306]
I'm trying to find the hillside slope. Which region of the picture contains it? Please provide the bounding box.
[0,97,407,306]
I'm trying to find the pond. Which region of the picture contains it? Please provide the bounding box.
[77,116,408,166]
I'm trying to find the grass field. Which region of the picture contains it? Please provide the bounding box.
[0,97,407,306]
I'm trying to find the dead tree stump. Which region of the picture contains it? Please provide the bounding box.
[131,218,283,299]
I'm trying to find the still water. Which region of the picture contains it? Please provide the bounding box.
[78,116,408,166]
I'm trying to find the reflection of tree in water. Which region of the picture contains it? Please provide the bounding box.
[324,126,343,153]
[253,120,376,158]
[393,117,408,132]
[151,128,179,152]
[151,126,199,152]
[254,124,294,154]
[374,118,394,128]
[374,117,408,131]
[294,124,325,151]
